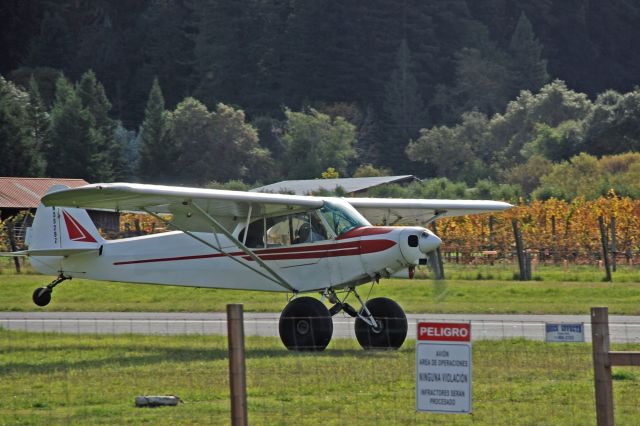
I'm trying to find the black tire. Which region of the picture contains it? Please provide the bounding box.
[355,297,407,349]
[279,297,333,351]
[32,287,52,307]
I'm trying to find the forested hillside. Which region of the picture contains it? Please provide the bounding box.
[1,0,640,200]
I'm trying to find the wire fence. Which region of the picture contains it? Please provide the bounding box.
[2,314,640,425]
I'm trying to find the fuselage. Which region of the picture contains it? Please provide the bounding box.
[29,225,440,293]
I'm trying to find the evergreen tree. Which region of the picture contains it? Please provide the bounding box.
[355,105,383,167]
[138,78,172,183]
[132,0,196,114]
[47,75,106,181]
[0,75,45,176]
[508,12,549,94]
[194,0,256,107]
[26,76,49,166]
[24,11,73,70]
[380,39,425,173]
[76,70,123,180]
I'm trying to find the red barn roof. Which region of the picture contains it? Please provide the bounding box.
[0,177,89,209]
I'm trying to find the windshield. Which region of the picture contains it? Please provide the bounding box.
[319,199,370,237]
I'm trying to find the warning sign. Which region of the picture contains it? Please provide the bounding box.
[416,322,472,413]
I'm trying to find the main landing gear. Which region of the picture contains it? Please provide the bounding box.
[278,287,408,351]
[32,274,70,307]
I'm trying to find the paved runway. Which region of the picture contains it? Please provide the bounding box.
[2,312,640,343]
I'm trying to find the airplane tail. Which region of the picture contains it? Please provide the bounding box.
[26,185,103,256]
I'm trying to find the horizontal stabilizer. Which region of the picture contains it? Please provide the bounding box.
[0,251,27,257]
[0,248,99,257]
[24,247,100,257]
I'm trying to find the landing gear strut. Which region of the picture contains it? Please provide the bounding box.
[326,287,408,350]
[32,274,70,307]
[279,297,333,351]
[354,296,407,350]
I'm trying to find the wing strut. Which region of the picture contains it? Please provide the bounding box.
[423,210,448,225]
[142,207,296,293]
[189,202,296,292]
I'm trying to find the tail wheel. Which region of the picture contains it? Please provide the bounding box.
[355,297,407,349]
[279,297,333,351]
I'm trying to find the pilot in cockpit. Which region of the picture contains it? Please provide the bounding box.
[296,212,327,243]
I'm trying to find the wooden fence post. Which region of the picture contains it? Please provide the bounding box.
[227,304,248,426]
[7,221,21,273]
[512,219,527,281]
[598,217,612,282]
[591,307,614,426]
[610,217,617,273]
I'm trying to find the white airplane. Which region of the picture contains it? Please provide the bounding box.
[4,183,510,351]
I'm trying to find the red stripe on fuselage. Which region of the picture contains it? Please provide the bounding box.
[336,226,394,240]
[113,239,396,266]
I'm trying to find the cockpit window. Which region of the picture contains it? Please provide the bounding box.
[319,200,370,237]
[239,210,329,248]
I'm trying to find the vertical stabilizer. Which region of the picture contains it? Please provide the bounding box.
[28,185,103,253]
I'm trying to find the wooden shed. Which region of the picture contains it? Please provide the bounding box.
[0,177,120,241]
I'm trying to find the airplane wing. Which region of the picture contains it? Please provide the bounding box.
[347,197,512,225]
[41,183,323,232]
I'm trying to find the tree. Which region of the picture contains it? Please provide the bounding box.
[416,178,468,199]
[432,46,511,122]
[353,164,391,178]
[533,153,605,200]
[138,78,172,183]
[504,155,553,197]
[321,167,339,179]
[166,97,214,185]
[354,105,383,167]
[507,12,549,94]
[380,39,425,172]
[0,75,45,176]
[527,121,584,162]
[472,179,521,202]
[407,112,492,183]
[132,0,196,116]
[77,70,122,180]
[166,98,270,185]
[492,80,592,167]
[8,67,61,108]
[208,103,271,183]
[26,76,49,164]
[583,89,640,156]
[280,108,356,179]
[47,75,106,181]
[406,125,480,183]
[24,12,73,70]
[114,124,138,181]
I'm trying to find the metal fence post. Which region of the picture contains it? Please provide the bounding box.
[227,304,248,426]
[591,307,614,426]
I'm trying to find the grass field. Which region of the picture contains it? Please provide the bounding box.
[0,263,639,314]
[1,330,640,425]
[2,260,640,424]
